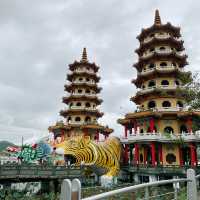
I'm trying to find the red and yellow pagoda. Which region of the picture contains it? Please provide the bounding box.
[49,48,113,142]
[118,10,200,182]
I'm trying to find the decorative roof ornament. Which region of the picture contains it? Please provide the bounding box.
[154,9,161,25]
[81,47,88,63]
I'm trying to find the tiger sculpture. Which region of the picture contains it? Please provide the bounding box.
[54,136,121,177]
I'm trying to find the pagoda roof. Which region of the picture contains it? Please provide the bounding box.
[69,48,100,72]
[118,110,200,125]
[64,83,102,93]
[67,72,100,82]
[49,121,113,135]
[133,70,188,87]
[131,89,185,104]
[135,36,184,56]
[62,95,103,105]
[60,109,104,118]
[137,10,181,41]
[134,51,188,70]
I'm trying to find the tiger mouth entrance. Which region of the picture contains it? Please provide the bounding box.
[64,154,77,165]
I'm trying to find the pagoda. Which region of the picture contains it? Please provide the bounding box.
[49,48,113,142]
[118,10,200,182]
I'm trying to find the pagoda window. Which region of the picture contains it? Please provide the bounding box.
[86,89,90,94]
[175,80,180,86]
[150,48,154,52]
[86,78,90,82]
[75,117,81,122]
[161,80,169,86]
[140,129,144,133]
[180,125,188,133]
[164,126,174,134]
[78,77,83,82]
[148,101,156,109]
[160,62,167,67]
[148,80,156,88]
[177,101,183,108]
[67,117,71,122]
[162,101,171,108]
[172,62,177,67]
[78,89,82,93]
[69,103,73,107]
[150,33,154,38]
[85,116,91,123]
[76,102,81,107]
[148,63,155,69]
[159,46,166,51]
[85,102,91,107]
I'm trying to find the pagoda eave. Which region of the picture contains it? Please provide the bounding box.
[67,73,101,82]
[134,54,188,70]
[135,37,184,55]
[137,23,181,41]
[69,61,99,72]
[81,123,113,134]
[60,109,104,118]
[62,96,103,105]
[64,84,102,93]
[133,70,187,87]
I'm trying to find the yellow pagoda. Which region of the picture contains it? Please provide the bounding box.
[49,48,113,143]
[118,10,200,182]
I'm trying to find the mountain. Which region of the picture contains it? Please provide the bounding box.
[0,141,17,152]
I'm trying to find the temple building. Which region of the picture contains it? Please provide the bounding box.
[49,48,113,142]
[118,10,200,182]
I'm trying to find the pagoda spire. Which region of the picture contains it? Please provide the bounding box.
[154,9,161,25]
[81,47,88,63]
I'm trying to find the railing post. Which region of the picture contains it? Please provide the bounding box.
[187,169,197,200]
[144,186,149,200]
[60,179,72,200]
[72,179,81,200]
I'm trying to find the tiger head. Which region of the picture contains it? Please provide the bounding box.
[54,136,92,165]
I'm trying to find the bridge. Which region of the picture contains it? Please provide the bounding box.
[0,164,83,183]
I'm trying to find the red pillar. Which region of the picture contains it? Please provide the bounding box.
[124,144,129,164]
[190,143,196,167]
[151,142,156,167]
[150,118,154,133]
[179,147,183,167]
[134,144,139,165]
[187,117,193,134]
[124,126,128,138]
[159,144,163,165]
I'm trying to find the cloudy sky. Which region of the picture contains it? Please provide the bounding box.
[1,0,200,144]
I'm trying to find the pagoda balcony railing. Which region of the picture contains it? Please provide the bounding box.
[71,93,97,97]
[120,131,200,143]
[74,69,95,74]
[69,106,98,111]
[137,85,181,95]
[137,106,188,113]
[143,34,181,44]
[138,66,183,75]
[72,81,96,85]
[141,49,185,59]
[153,106,187,112]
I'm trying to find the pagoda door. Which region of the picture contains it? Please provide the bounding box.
[146,146,152,165]
[182,147,190,165]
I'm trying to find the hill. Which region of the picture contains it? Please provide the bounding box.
[0,141,17,152]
